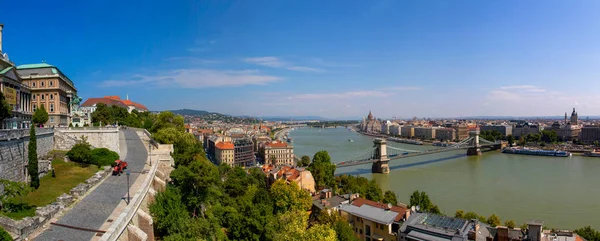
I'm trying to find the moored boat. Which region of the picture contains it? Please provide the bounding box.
[502,147,571,157]
[583,149,600,157]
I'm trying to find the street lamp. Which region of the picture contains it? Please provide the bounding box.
[148,142,152,166]
[126,169,131,204]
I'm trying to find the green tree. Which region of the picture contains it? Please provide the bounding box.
[151,111,185,133]
[0,180,31,212]
[409,190,439,213]
[0,226,12,241]
[90,148,119,167]
[305,224,337,241]
[540,130,558,143]
[32,105,49,126]
[308,151,336,189]
[66,142,93,164]
[504,220,516,229]
[299,155,311,167]
[520,223,528,230]
[0,92,11,123]
[507,135,515,147]
[463,212,479,220]
[365,179,382,202]
[170,157,221,213]
[333,220,359,241]
[486,214,501,227]
[455,210,465,219]
[270,179,312,214]
[149,187,192,237]
[574,226,600,241]
[267,210,308,241]
[382,190,398,205]
[28,125,40,188]
[91,103,112,126]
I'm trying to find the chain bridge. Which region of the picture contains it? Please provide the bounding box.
[335,129,504,173]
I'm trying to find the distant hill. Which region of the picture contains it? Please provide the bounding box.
[259,116,330,121]
[169,109,212,116]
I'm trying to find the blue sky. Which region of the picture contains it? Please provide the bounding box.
[3,0,600,118]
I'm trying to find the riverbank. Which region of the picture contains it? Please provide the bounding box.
[289,127,600,228]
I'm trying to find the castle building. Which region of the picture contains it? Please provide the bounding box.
[360,110,382,133]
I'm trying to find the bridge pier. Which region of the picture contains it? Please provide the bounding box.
[372,138,390,174]
[466,129,482,156]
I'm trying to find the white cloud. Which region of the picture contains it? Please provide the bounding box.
[243,56,323,72]
[286,66,323,72]
[288,90,390,100]
[243,56,285,67]
[498,85,546,92]
[101,69,280,88]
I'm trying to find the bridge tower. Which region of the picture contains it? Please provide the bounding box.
[466,129,482,156]
[372,138,390,174]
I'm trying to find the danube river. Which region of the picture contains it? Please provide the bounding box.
[289,127,600,228]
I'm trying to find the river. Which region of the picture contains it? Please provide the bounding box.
[289,127,600,229]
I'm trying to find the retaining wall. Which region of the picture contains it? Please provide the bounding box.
[0,128,54,182]
[54,128,120,154]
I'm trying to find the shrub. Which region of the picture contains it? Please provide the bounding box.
[91,148,120,167]
[0,226,12,241]
[66,143,93,164]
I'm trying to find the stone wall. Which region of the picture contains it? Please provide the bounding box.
[0,128,54,182]
[54,128,120,154]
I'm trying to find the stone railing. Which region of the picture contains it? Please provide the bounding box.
[0,166,112,239]
[0,128,54,141]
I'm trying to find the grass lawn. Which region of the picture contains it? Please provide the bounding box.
[1,159,100,220]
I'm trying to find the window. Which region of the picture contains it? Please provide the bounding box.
[41,81,44,87]
[33,104,37,111]
[49,81,53,86]
[33,95,36,100]
[50,117,54,123]
[50,94,54,100]
[41,94,45,100]
[50,104,54,112]
[32,82,36,87]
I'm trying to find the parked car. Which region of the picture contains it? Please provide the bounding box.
[112,160,128,175]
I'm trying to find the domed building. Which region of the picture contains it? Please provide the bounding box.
[360,110,382,133]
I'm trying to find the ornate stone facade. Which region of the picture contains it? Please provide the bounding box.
[360,111,382,133]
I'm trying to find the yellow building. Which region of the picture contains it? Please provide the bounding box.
[215,142,235,167]
[264,141,294,166]
[340,198,410,241]
[17,63,78,127]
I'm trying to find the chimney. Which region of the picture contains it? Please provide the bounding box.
[0,23,3,53]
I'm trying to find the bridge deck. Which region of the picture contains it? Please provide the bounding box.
[336,143,499,168]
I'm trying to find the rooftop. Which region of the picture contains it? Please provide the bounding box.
[215,142,234,150]
[16,63,54,69]
[339,203,399,225]
[400,212,471,237]
[351,197,408,222]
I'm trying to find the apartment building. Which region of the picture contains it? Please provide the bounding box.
[264,141,294,166]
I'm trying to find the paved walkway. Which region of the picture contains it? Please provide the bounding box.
[35,130,148,241]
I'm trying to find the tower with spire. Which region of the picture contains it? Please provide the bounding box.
[570,108,578,125]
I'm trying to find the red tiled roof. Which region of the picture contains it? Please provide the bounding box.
[81,96,148,111]
[351,198,408,222]
[104,96,121,100]
[215,142,234,149]
[81,98,128,109]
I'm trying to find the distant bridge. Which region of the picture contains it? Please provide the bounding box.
[335,129,504,173]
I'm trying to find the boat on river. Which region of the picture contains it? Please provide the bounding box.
[387,137,423,145]
[583,149,600,157]
[348,139,354,143]
[502,147,571,157]
[433,141,455,147]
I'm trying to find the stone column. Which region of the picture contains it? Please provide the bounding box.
[137,209,154,241]
[371,138,390,174]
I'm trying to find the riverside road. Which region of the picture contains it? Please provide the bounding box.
[35,130,148,241]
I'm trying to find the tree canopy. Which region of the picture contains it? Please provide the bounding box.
[382,190,398,205]
[299,155,311,167]
[32,105,49,125]
[308,151,336,190]
[0,92,11,123]
[270,179,312,214]
[28,125,40,189]
[409,190,440,214]
[574,226,600,241]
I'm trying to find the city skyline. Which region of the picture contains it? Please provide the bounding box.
[3,1,600,118]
